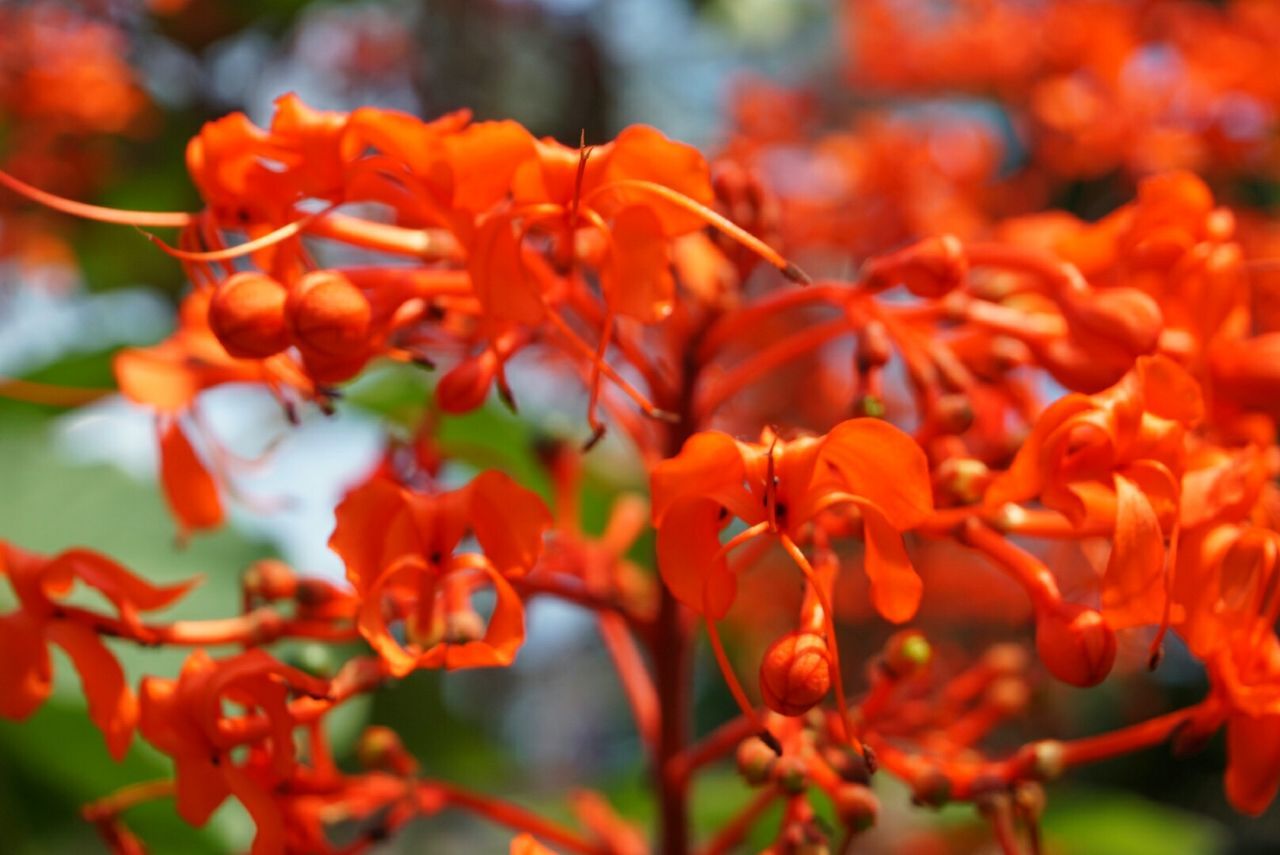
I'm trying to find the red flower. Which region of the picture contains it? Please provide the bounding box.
[0,543,196,758]
[329,470,552,676]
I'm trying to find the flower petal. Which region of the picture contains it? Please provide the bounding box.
[45,620,137,760]
[1101,473,1167,629]
[655,498,735,619]
[820,419,934,530]
[858,501,923,624]
[0,612,52,721]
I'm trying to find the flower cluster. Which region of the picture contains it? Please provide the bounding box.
[3,3,1280,854]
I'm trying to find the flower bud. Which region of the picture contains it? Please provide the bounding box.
[736,736,777,786]
[933,393,974,435]
[935,457,991,505]
[774,755,809,794]
[1060,287,1163,358]
[286,270,372,359]
[760,631,832,717]
[1030,739,1065,781]
[436,350,499,414]
[1035,602,1115,687]
[242,558,297,601]
[882,630,932,679]
[983,643,1031,676]
[864,235,968,298]
[209,272,290,358]
[356,726,417,775]
[833,784,879,832]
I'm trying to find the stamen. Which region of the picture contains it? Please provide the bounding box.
[705,615,771,740]
[0,169,193,227]
[584,178,809,283]
[543,308,678,424]
[140,207,335,262]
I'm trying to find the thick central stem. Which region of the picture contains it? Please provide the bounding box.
[652,327,708,855]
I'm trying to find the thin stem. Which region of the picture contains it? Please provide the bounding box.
[697,788,779,855]
[598,612,660,750]
[696,317,854,419]
[668,714,756,784]
[430,781,604,855]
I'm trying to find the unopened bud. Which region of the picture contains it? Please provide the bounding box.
[822,744,872,784]
[242,559,298,601]
[983,643,1031,676]
[736,736,777,786]
[357,726,415,774]
[933,394,975,435]
[833,784,879,832]
[774,755,809,794]
[286,270,372,359]
[864,235,968,299]
[935,457,991,505]
[1035,602,1116,687]
[986,676,1030,715]
[882,630,933,679]
[910,767,952,808]
[209,272,290,359]
[1030,739,1065,781]
[760,631,833,717]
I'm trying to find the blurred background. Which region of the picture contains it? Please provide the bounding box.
[1,0,1278,852]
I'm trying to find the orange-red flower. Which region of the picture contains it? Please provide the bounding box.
[329,470,552,676]
[0,542,196,758]
[651,418,933,623]
[987,355,1202,628]
[139,649,330,853]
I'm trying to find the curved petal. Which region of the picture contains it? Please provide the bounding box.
[45,620,136,760]
[159,420,224,538]
[467,471,552,576]
[0,613,52,720]
[49,548,198,615]
[224,764,286,855]
[330,479,420,589]
[468,214,543,324]
[858,501,923,624]
[1101,473,1167,630]
[422,564,526,670]
[655,498,735,619]
[986,393,1095,508]
[820,419,934,530]
[173,752,230,826]
[650,431,752,526]
[601,205,675,322]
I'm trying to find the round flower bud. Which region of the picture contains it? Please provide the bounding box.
[209,272,289,358]
[286,270,372,359]
[736,736,777,786]
[356,726,416,775]
[833,784,879,832]
[1035,602,1116,687]
[882,630,932,679]
[760,631,832,717]
[864,234,968,298]
[242,558,297,601]
[774,755,809,794]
